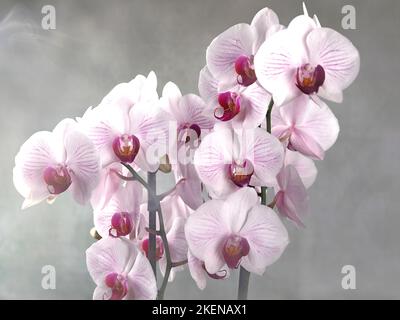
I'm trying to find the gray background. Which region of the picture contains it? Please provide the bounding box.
[0,0,399,299]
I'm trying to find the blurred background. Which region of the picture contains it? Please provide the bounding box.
[0,0,399,299]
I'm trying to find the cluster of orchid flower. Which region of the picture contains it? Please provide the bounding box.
[13,4,359,300]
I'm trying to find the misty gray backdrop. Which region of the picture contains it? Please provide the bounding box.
[0,0,399,299]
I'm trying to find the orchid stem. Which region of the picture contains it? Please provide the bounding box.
[237,267,251,300]
[266,98,274,134]
[237,99,274,301]
[147,172,158,279]
[119,163,187,300]
[156,204,172,300]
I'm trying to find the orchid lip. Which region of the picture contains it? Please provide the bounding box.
[178,123,202,144]
[296,64,325,95]
[104,273,128,300]
[235,55,257,87]
[112,134,140,163]
[109,212,133,238]
[201,263,228,280]
[214,92,241,121]
[228,160,254,187]
[222,235,250,269]
[142,236,164,261]
[43,165,72,195]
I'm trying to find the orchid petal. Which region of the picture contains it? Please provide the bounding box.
[185,200,228,274]
[240,205,289,275]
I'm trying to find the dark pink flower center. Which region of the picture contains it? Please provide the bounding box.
[201,263,228,280]
[104,273,128,300]
[235,55,257,87]
[222,235,250,269]
[214,92,241,121]
[178,123,201,144]
[43,166,72,195]
[112,134,140,163]
[142,236,164,261]
[228,160,254,187]
[296,63,325,94]
[109,212,133,238]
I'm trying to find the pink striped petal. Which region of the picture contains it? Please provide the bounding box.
[86,237,136,287]
[126,251,157,300]
[194,127,237,198]
[284,150,317,189]
[243,127,284,185]
[250,7,280,52]
[13,131,60,209]
[64,129,100,204]
[185,199,229,274]
[240,204,289,275]
[307,28,360,103]
[275,165,309,227]
[206,23,255,82]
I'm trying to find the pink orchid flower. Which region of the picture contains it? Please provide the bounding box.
[198,66,271,128]
[185,188,289,275]
[206,7,281,89]
[271,95,339,160]
[80,71,168,172]
[274,164,309,228]
[187,250,230,290]
[93,180,143,239]
[194,125,284,198]
[86,237,157,300]
[161,81,214,209]
[13,119,100,209]
[138,193,190,282]
[254,12,360,106]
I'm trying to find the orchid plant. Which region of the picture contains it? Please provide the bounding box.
[12,4,359,300]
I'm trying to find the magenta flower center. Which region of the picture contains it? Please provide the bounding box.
[214,92,241,121]
[142,236,164,261]
[43,166,72,195]
[296,63,325,94]
[112,134,140,163]
[228,160,254,187]
[222,235,250,269]
[178,123,201,144]
[109,212,133,238]
[104,273,128,300]
[235,55,257,86]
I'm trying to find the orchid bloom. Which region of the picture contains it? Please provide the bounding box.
[185,188,289,275]
[13,119,100,209]
[199,66,271,128]
[86,237,157,300]
[271,95,339,160]
[138,192,190,282]
[187,250,230,290]
[161,81,214,209]
[93,180,143,239]
[194,125,284,198]
[206,7,281,89]
[80,71,168,172]
[254,11,360,106]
